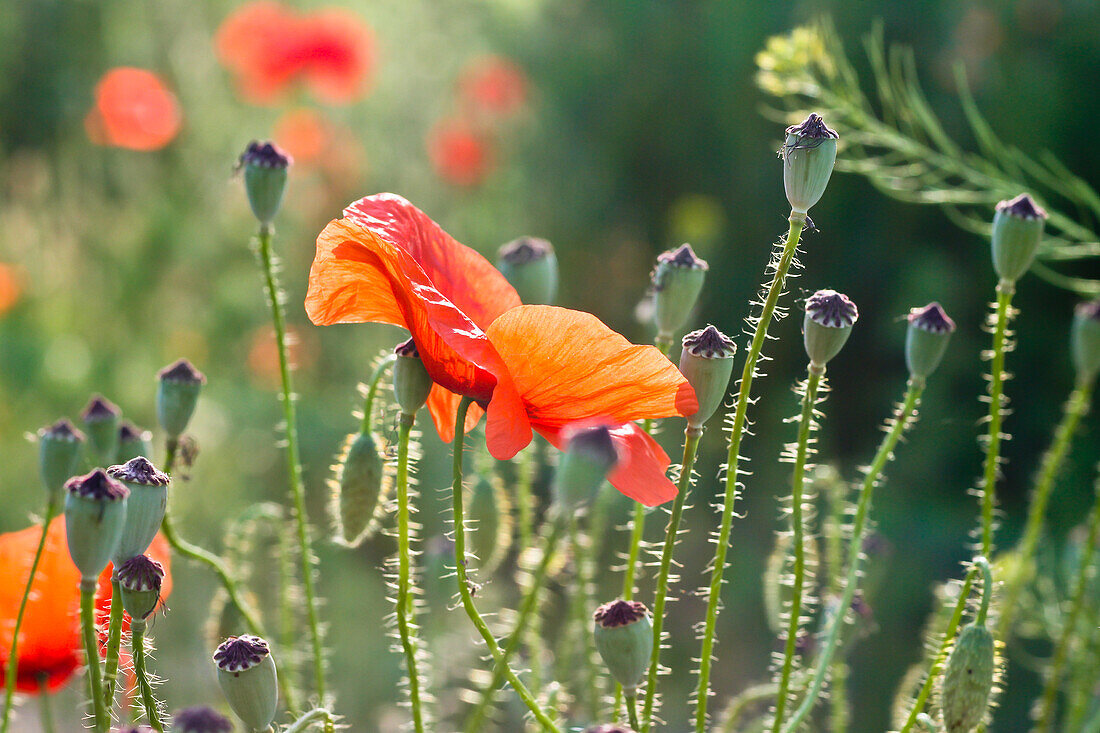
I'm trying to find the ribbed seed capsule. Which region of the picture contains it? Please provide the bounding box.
[651,244,708,342]
[593,599,654,694]
[940,623,995,733]
[678,325,736,430]
[466,471,513,575]
[64,469,129,583]
[116,554,165,620]
[214,635,279,732]
[38,419,85,502]
[330,430,387,546]
[906,302,956,380]
[171,706,234,733]
[803,289,858,367]
[157,358,207,440]
[497,236,559,305]
[991,194,1046,283]
[81,395,121,465]
[393,338,434,416]
[238,141,291,226]
[107,457,170,566]
[1072,299,1100,385]
[552,423,620,510]
[780,113,838,215]
[116,421,154,463]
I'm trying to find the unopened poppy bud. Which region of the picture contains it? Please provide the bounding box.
[157,358,206,441]
[497,236,559,305]
[172,706,234,733]
[1071,299,1100,385]
[906,302,956,380]
[940,623,995,733]
[393,338,434,416]
[553,424,620,509]
[116,554,165,620]
[117,421,154,463]
[107,457,170,565]
[803,289,858,367]
[38,419,85,501]
[679,325,736,430]
[238,141,291,226]
[652,244,709,341]
[780,113,838,215]
[991,194,1047,283]
[331,430,386,546]
[64,469,129,584]
[81,395,121,464]
[214,635,279,732]
[593,599,654,695]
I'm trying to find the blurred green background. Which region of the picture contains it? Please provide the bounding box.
[2,0,1099,731]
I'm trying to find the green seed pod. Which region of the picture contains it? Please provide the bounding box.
[107,457,170,566]
[64,469,129,583]
[116,554,165,620]
[38,419,85,502]
[552,423,620,510]
[1071,299,1100,385]
[593,599,654,694]
[466,471,513,575]
[940,623,995,733]
[171,706,234,733]
[803,289,858,367]
[81,395,121,465]
[497,236,559,305]
[393,338,434,416]
[157,358,207,440]
[679,325,736,430]
[906,302,956,380]
[780,113,838,215]
[991,194,1047,283]
[214,635,279,733]
[116,421,154,463]
[651,244,709,341]
[238,141,290,226]
[330,430,388,546]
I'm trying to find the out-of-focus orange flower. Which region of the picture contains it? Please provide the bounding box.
[248,325,314,387]
[0,519,172,693]
[274,108,329,164]
[427,119,495,187]
[216,2,375,105]
[459,55,528,117]
[84,68,181,151]
[0,264,22,316]
[306,194,697,505]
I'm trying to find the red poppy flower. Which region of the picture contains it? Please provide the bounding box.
[427,119,495,187]
[0,519,173,694]
[306,194,698,505]
[459,55,528,117]
[0,264,21,316]
[84,68,182,151]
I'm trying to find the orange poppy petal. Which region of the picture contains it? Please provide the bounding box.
[486,305,698,429]
[426,384,484,444]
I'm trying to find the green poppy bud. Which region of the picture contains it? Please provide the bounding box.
[238,141,291,227]
[157,358,206,440]
[593,599,654,695]
[940,623,995,733]
[780,113,838,215]
[116,554,165,620]
[331,430,387,547]
[1071,299,1100,385]
[803,289,858,368]
[393,338,434,416]
[497,236,559,305]
[906,302,956,380]
[651,244,709,342]
[81,395,121,465]
[679,325,736,431]
[552,423,620,510]
[116,421,154,463]
[38,419,85,502]
[107,457,170,566]
[172,706,234,733]
[64,469,129,585]
[215,635,279,733]
[991,193,1047,284]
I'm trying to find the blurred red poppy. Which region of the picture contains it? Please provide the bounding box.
[459,55,528,117]
[84,68,181,151]
[306,194,698,505]
[427,119,495,187]
[0,264,21,316]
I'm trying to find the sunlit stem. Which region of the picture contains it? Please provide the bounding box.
[102,580,123,707]
[395,412,426,732]
[627,694,641,730]
[36,676,55,733]
[283,708,335,733]
[130,620,163,732]
[360,354,397,434]
[79,580,109,732]
[980,280,1015,558]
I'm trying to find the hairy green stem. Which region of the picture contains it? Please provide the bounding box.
[980,281,1015,558]
[695,213,806,728]
[130,620,163,732]
[283,708,335,732]
[36,676,54,733]
[360,354,397,433]
[79,582,108,732]
[627,694,641,730]
[395,413,425,732]
[512,446,546,694]
[102,580,123,707]
[719,684,779,733]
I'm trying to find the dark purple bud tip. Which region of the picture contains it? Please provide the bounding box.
[683,325,736,359]
[594,599,649,629]
[1076,298,1100,321]
[908,302,956,334]
[657,243,709,271]
[108,456,170,486]
[214,634,270,673]
[118,421,149,442]
[172,706,234,733]
[498,236,554,264]
[851,591,873,620]
[238,140,291,171]
[862,532,894,557]
[65,469,129,501]
[81,395,120,422]
[158,358,207,385]
[564,424,620,470]
[40,418,85,442]
[585,726,638,733]
[117,555,165,593]
[117,727,154,733]
[786,113,838,140]
[395,337,420,358]
[806,289,858,328]
[996,193,1047,220]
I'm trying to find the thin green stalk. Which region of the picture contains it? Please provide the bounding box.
[394,413,426,733]
[566,513,602,719]
[360,354,397,433]
[36,676,54,733]
[771,364,825,733]
[782,378,925,732]
[719,684,779,733]
[512,447,547,695]
[283,708,335,732]
[102,580,123,706]
[980,281,1015,558]
[641,427,702,731]
[1034,466,1100,732]
[627,694,641,730]
[130,620,164,732]
[695,212,806,727]
[79,581,109,733]
[449,396,560,733]
[1,498,58,733]
[254,224,326,702]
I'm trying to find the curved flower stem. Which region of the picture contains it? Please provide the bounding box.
[781,377,924,733]
[1,498,58,733]
[254,224,326,703]
[360,354,397,433]
[719,683,780,733]
[980,280,1015,558]
[79,581,109,733]
[283,708,335,732]
[771,364,824,733]
[695,212,806,729]
[36,676,55,733]
[102,580,123,707]
[394,412,426,732]
[450,396,560,733]
[641,426,702,731]
[1034,465,1100,732]
[130,620,164,732]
